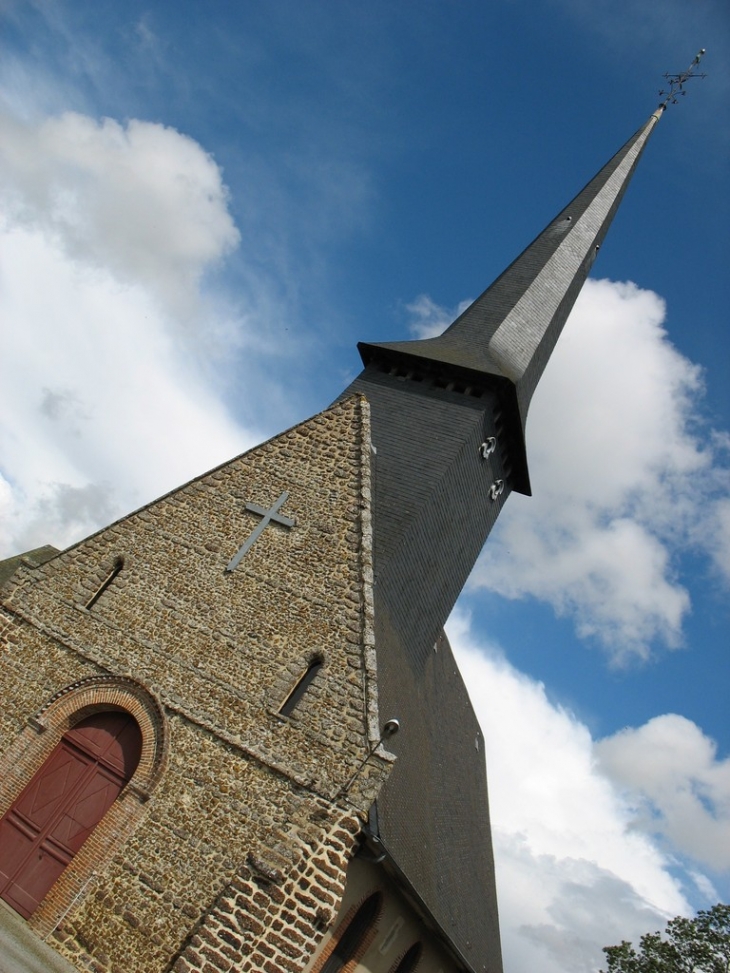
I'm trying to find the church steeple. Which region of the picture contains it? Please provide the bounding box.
[338,113,666,970]
[359,110,662,494]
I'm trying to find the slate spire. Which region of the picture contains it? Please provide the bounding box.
[359,110,663,494]
[335,112,665,972]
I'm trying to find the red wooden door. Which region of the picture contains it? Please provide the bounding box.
[0,711,141,918]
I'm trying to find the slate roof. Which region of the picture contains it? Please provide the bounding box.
[374,622,501,973]
[359,111,661,495]
[0,545,60,588]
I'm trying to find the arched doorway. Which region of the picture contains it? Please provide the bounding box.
[0,711,142,918]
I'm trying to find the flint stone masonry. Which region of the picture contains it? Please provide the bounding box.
[0,396,393,973]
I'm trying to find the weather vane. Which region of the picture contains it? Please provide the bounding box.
[658,49,707,110]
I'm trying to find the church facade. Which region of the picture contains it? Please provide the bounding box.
[0,109,663,973]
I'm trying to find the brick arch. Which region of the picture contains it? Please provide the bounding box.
[311,889,385,973]
[0,675,168,936]
[34,675,168,796]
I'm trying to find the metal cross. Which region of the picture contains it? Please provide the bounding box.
[225,491,296,572]
[658,49,707,110]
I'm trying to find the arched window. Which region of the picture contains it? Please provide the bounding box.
[0,711,142,918]
[85,556,124,609]
[390,942,423,973]
[279,656,323,717]
[318,891,383,973]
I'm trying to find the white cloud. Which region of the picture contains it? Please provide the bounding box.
[447,610,699,973]
[438,277,730,663]
[706,494,730,582]
[689,870,719,904]
[406,293,473,339]
[596,715,730,871]
[0,110,240,319]
[0,109,257,556]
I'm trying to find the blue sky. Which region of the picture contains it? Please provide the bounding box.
[1,2,728,972]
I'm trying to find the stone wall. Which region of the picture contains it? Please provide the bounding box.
[0,396,395,972]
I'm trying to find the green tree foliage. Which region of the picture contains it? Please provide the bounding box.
[601,905,730,973]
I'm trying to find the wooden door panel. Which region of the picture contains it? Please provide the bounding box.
[12,745,90,834]
[1,838,69,919]
[67,712,142,776]
[0,712,141,918]
[0,815,37,888]
[109,716,143,775]
[67,713,127,756]
[49,766,124,853]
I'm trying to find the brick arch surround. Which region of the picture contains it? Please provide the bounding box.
[310,889,385,973]
[0,675,168,937]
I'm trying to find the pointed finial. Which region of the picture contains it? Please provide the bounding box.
[658,49,707,110]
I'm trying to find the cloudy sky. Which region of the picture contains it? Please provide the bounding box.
[1,2,728,972]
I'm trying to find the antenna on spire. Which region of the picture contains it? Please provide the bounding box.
[658,49,707,110]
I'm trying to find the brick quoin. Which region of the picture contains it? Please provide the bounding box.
[169,808,359,973]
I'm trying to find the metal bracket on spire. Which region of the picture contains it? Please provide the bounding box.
[479,438,497,460]
[658,49,707,110]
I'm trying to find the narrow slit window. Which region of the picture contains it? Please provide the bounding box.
[85,557,124,610]
[279,657,323,717]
